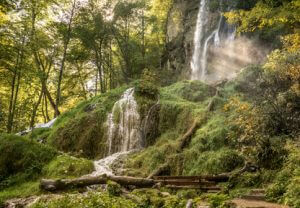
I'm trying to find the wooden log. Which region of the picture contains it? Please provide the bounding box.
[40,175,155,192]
[147,163,170,179]
[178,120,199,151]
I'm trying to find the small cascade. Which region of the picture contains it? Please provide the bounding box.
[91,88,142,176]
[106,88,142,155]
[90,151,131,176]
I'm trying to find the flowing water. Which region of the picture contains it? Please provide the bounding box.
[91,88,142,176]
[191,0,207,81]
[190,0,237,82]
[90,151,132,176]
[106,88,142,155]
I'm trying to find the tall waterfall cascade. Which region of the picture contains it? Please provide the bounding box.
[91,88,142,176]
[190,0,239,82]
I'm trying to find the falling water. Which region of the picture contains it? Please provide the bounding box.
[191,0,207,80]
[107,88,142,155]
[90,88,142,176]
[90,151,132,176]
[201,30,217,79]
[190,0,236,81]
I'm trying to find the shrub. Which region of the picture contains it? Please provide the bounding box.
[0,134,57,187]
[107,181,122,197]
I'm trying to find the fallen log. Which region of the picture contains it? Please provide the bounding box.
[40,175,155,192]
[178,120,199,151]
[147,163,170,179]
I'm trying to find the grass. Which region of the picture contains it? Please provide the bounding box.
[0,181,40,206]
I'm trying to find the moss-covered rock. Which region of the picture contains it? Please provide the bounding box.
[48,86,128,159]
[42,154,94,179]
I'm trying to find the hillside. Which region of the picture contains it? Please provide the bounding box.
[0,0,299,207]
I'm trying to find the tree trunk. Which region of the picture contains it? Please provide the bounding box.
[30,89,44,129]
[40,175,155,192]
[55,0,76,117]
[7,69,17,133]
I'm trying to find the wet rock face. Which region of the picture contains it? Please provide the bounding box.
[165,0,206,80]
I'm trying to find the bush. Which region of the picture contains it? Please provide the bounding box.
[266,142,300,206]
[0,134,57,187]
[107,181,122,197]
[184,148,244,175]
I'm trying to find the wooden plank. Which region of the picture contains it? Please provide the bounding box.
[153,175,229,182]
[154,180,216,186]
[165,185,221,191]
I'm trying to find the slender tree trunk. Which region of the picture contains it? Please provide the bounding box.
[95,70,98,95]
[7,44,22,133]
[44,94,50,121]
[55,0,76,117]
[95,43,105,93]
[10,37,25,132]
[30,89,43,129]
[7,70,17,133]
[41,95,47,123]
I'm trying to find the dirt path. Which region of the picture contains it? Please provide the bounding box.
[229,199,289,208]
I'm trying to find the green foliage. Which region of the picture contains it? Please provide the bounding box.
[206,194,230,208]
[284,177,300,208]
[42,154,94,179]
[107,181,122,197]
[0,134,57,187]
[30,192,137,208]
[183,148,243,175]
[26,128,51,142]
[266,142,300,206]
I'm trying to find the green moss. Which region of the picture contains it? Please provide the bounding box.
[42,154,94,179]
[48,86,128,159]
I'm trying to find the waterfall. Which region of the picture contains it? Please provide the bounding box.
[201,30,217,79]
[106,88,142,155]
[90,88,142,176]
[190,0,236,82]
[190,0,207,81]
